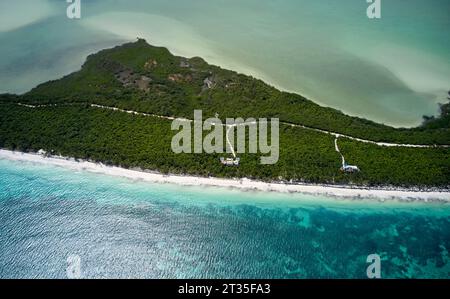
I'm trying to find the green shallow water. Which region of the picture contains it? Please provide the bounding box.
[0,0,449,126]
[0,158,449,278]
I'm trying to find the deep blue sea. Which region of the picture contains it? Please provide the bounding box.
[0,158,449,279]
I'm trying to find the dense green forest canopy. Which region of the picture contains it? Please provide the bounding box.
[0,103,448,188]
[1,39,449,145]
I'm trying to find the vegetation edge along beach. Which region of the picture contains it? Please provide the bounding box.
[1,149,448,202]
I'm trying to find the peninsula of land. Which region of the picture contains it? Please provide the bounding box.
[0,40,449,190]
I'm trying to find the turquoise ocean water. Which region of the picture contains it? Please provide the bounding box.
[1,158,449,278]
[0,0,449,126]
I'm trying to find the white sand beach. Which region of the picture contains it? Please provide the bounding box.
[1,149,449,203]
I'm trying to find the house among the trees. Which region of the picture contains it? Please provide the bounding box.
[220,157,240,166]
[341,163,360,173]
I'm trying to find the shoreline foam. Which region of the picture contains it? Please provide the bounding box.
[1,149,449,203]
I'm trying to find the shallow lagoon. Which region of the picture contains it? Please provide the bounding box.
[1,0,449,126]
